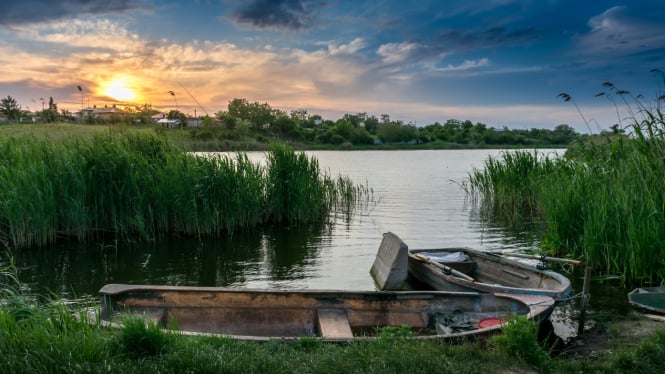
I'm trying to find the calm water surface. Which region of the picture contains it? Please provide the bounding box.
[15,149,561,297]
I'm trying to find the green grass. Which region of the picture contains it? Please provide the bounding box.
[2,257,664,373]
[1,290,664,372]
[0,133,366,249]
[466,108,665,284]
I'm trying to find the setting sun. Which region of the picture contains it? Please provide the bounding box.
[100,78,137,102]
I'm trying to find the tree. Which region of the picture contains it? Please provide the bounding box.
[167,110,187,127]
[330,119,355,140]
[552,124,578,144]
[48,96,57,111]
[290,108,308,123]
[0,96,20,121]
[377,121,402,143]
[226,98,275,130]
[364,115,379,134]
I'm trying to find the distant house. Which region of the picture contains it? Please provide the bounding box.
[186,117,201,128]
[79,105,129,121]
[151,113,166,123]
[157,118,180,128]
[0,114,7,123]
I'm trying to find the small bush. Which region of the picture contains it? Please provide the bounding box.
[114,318,172,359]
[489,316,550,369]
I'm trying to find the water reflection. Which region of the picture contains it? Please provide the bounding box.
[12,220,331,296]
[11,149,591,298]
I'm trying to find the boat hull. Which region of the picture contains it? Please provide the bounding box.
[628,287,665,314]
[97,284,554,342]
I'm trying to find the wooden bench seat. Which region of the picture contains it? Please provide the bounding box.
[317,309,353,339]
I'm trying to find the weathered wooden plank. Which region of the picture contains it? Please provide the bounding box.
[317,309,353,338]
[370,232,409,290]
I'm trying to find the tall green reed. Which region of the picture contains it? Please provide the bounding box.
[265,143,370,224]
[467,81,665,284]
[0,134,365,249]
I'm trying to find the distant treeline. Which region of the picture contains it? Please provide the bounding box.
[1,95,580,147]
[197,99,580,147]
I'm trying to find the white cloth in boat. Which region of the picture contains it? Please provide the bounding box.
[420,251,470,263]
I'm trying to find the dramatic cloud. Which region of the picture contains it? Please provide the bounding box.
[575,6,665,58]
[1,1,662,131]
[231,0,318,31]
[0,0,149,27]
[14,19,145,52]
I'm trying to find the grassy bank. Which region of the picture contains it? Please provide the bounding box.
[0,133,367,249]
[467,110,665,284]
[1,264,663,373]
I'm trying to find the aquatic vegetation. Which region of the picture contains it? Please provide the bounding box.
[0,133,365,249]
[467,81,665,284]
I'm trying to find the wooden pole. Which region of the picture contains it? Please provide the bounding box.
[578,267,592,335]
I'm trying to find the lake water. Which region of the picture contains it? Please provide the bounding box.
[14,149,553,297]
[11,148,638,340]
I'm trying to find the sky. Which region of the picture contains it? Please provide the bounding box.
[1,0,665,133]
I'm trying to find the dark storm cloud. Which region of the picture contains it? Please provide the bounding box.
[231,0,318,31]
[0,0,149,27]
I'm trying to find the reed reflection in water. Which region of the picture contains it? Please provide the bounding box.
[13,149,562,297]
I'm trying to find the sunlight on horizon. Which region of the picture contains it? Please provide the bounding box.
[99,78,138,102]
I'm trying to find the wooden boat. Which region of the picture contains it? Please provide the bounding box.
[97,283,554,342]
[372,232,572,300]
[628,286,665,314]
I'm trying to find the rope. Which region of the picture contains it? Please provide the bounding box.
[556,291,588,303]
[526,291,588,307]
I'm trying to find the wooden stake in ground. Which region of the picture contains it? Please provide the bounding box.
[578,267,592,335]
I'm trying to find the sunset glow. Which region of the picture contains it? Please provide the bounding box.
[100,79,137,102]
[0,1,663,130]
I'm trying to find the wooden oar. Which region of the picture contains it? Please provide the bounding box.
[409,253,475,282]
[488,252,581,266]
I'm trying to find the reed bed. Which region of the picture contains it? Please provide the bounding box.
[466,110,665,284]
[0,134,364,249]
